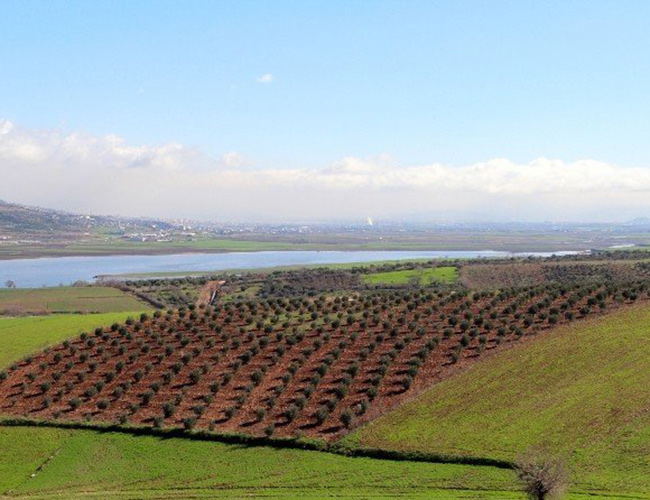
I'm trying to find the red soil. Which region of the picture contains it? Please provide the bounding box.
[0,281,646,441]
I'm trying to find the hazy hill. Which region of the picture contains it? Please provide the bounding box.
[0,200,173,238]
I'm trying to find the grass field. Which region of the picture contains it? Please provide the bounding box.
[343,304,650,497]
[0,426,523,499]
[363,266,458,285]
[0,311,148,368]
[2,291,649,498]
[0,307,515,500]
[0,287,146,315]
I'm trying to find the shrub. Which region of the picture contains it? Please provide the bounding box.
[294,395,307,409]
[83,386,97,398]
[159,401,175,418]
[251,370,263,385]
[334,385,348,400]
[141,390,154,405]
[400,376,413,391]
[183,417,197,430]
[358,399,368,415]
[340,408,354,428]
[515,449,568,500]
[283,405,298,422]
[314,406,329,425]
[189,369,202,385]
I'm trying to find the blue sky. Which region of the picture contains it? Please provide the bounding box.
[2,1,650,222]
[3,0,650,167]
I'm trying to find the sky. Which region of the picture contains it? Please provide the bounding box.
[2,0,650,223]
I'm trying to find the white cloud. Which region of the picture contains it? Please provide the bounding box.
[219,151,249,168]
[256,73,274,84]
[2,120,650,222]
[0,120,14,135]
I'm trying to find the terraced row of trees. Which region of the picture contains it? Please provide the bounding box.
[1,279,647,440]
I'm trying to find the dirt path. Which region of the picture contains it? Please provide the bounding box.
[197,280,225,306]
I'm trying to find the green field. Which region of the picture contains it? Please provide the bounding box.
[2,293,649,498]
[0,287,146,315]
[0,311,148,368]
[363,266,458,285]
[0,426,523,499]
[343,304,650,497]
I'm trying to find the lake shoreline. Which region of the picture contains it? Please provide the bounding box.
[0,241,594,261]
[0,249,584,288]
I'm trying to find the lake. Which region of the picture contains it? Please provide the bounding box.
[0,250,579,288]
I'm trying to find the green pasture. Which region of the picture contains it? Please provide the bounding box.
[363,266,458,285]
[0,287,145,315]
[344,304,650,497]
[0,312,149,368]
[0,426,519,499]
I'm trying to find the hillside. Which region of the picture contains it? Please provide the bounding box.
[0,312,513,499]
[0,280,646,442]
[0,312,150,368]
[0,200,172,240]
[342,304,650,496]
[0,426,519,499]
[0,287,147,316]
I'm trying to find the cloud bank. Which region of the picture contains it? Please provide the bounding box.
[1,120,650,222]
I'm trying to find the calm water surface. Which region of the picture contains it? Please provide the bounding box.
[0,250,579,288]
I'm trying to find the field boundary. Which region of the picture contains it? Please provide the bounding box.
[0,417,513,470]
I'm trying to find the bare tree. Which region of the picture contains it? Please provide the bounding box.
[515,448,569,500]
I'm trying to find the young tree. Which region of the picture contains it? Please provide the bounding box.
[515,449,569,500]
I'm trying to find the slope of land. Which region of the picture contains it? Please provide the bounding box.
[0,287,146,316]
[343,304,650,496]
[1,281,643,441]
[0,426,520,499]
[0,200,171,240]
[459,259,650,289]
[0,312,149,368]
